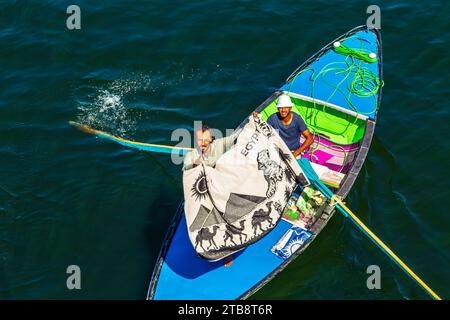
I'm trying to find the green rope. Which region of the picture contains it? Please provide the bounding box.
[333,42,377,63]
[289,50,383,136]
[286,36,384,172]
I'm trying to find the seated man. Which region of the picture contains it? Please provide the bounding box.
[256,94,313,158]
[183,124,242,171]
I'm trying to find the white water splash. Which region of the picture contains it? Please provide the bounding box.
[78,89,135,136]
[76,74,155,137]
[75,64,239,137]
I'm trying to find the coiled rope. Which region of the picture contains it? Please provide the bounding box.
[287,37,384,172]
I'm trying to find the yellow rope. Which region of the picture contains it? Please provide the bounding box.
[330,195,442,300]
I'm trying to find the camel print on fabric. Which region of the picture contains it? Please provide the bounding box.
[183,115,310,261]
[257,149,284,198]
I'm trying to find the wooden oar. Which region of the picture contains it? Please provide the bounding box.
[69,121,194,156]
[297,158,442,300]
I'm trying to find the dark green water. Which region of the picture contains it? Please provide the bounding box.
[0,1,449,299]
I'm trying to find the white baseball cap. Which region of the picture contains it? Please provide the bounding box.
[276,94,293,108]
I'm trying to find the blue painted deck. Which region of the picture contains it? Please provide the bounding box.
[280,29,381,119]
[153,215,291,300]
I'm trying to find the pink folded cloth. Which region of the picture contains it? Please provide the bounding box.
[299,135,359,173]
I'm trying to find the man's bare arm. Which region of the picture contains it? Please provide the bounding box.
[293,129,314,157]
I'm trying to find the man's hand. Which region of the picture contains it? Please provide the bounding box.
[193,156,202,167]
[252,111,259,118]
[291,130,314,159]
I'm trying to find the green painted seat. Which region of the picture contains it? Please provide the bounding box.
[260,96,366,145]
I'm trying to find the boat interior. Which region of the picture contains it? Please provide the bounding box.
[260,94,368,230]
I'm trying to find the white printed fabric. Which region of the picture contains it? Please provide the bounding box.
[183,116,310,261]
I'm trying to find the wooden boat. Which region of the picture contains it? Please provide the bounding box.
[147,25,383,300]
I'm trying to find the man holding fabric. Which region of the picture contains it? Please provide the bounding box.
[183,124,243,170]
[254,94,313,158]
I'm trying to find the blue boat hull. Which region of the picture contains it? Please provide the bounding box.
[147,25,382,300]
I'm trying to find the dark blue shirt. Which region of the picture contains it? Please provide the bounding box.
[267,112,308,151]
